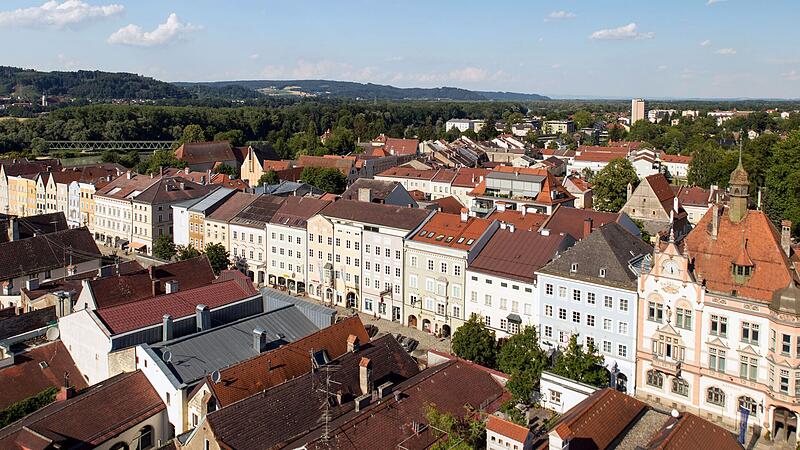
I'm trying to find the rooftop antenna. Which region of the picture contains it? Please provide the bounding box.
[314,363,341,447]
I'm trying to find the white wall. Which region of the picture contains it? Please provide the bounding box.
[539,371,598,414]
[137,345,189,434]
[172,205,191,247]
[59,308,112,385]
[465,270,537,339]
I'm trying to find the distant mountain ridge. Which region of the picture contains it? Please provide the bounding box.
[0,66,550,101]
[174,79,551,101]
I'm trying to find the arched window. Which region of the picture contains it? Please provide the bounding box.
[136,425,153,450]
[646,370,663,388]
[739,396,758,415]
[707,387,726,406]
[671,377,689,397]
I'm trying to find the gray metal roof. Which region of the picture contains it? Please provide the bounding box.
[188,187,236,214]
[150,304,318,384]
[487,171,545,183]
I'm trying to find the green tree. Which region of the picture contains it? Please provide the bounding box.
[175,245,201,261]
[258,169,279,186]
[687,141,726,188]
[204,242,230,274]
[136,149,185,175]
[424,404,486,450]
[592,158,639,212]
[153,235,177,260]
[763,130,800,236]
[478,117,500,141]
[572,110,593,130]
[324,126,356,154]
[608,123,626,142]
[632,219,652,243]
[451,315,497,368]
[213,129,245,147]
[497,327,548,402]
[300,166,347,194]
[215,164,238,177]
[552,334,608,388]
[178,124,206,146]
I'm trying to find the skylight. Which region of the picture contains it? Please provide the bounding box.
[466,239,474,245]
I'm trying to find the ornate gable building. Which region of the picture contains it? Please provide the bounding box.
[636,158,799,446]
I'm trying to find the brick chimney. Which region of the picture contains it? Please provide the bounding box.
[347,334,360,352]
[460,208,469,223]
[6,217,18,242]
[781,220,792,257]
[711,203,720,240]
[583,217,593,239]
[359,357,373,396]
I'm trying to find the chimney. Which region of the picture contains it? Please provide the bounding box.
[521,207,527,217]
[357,187,372,203]
[508,223,515,233]
[56,386,76,402]
[540,228,550,236]
[496,202,506,212]
[184,167,190,175]
[253,327,268,353]
[460,208,468,222]
[25,278,39,291]
[196,304,210,331]
[627,182,633,200]
[151,279,161,297]
[583,218,593,239]
[673,196,679,212]
[359,357,373,396]
[162,314,174,341]
[164,280,179,294]
[206,169,212,185]
[1,280,12,296]
[126,171,132,180]
[711,203,720,240]
[781,220,792,257]
[148,265,155,278]
[347,334,360,352]
[7,217,18,242]
[97,264,113,278]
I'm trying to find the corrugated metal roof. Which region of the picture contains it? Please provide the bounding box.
[150,305,319,384]
[188,187,236,214]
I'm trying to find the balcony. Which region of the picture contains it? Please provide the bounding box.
[652,357,682,376]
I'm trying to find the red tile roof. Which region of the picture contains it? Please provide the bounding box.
[430,196,465,214]
[211,173,249,191]
[0,341,89,410]
[487,415,531,444]
[206,316,370,407]
[469,228,571,283]
[551,388,647,447]
[175,141,236,165]
[542,206,625,241]
[687,208,793,302]
[645,173,676,203]
[383,137,419,156]
[660,154,693,164]
[451,168,489,187]
[0,371,164,449]
[297,155,355,175]
[376,167,438,180]
[487,209,549,232]
[577,145,630,155]
[95,279,257,334]
[574,152,625,162]
[411,212,492,250]
[488,166,575,206]
[646,412,742,450]
[206,192,260,222]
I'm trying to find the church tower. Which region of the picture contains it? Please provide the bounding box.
[728,150,749,223]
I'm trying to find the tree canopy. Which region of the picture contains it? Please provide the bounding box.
[591,158,639,212]
[204,242,230,274]
[300,166,347,194]
[497,327,549,403]
[451,315,497,368]
[153,235,176,260]
[552,335,608,388]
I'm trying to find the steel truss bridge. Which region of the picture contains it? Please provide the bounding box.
[46,141,175,152]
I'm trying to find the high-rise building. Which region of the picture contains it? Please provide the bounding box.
[631,98,646,123]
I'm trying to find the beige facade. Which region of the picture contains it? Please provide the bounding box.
[306,214,334,302]
[632,98,646,123]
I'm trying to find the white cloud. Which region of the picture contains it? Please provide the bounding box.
[707,0,727,5]
[589,23,654,40]
[545,10,576,22]
[700,39,711,47]
[716,47,737,55]
[0,0,123,28]
[782,70,800,81]
[249,53,260,60]
[108,13,200,47]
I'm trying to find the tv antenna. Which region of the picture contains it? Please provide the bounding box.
[314,363,341,447]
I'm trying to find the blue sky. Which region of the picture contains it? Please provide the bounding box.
[1,0,799,98]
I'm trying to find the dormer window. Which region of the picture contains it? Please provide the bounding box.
[570,263,578,273]
[599,268,606,278]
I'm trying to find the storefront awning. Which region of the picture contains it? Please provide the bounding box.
[130,241,147,250]
[506,313,522,324]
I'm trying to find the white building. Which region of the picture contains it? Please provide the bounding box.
[536,222,652,394]
[539,371,598,414]
[445,119,485,133]
[229,195,285,284]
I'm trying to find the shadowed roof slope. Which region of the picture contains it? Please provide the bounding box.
[470,229,573,283]
[0,228,100,281]
[321,199,431,230]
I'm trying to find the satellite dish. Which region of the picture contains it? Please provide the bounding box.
[211,370,221,384]
[671,409,680,418]
[162,350,173,363]
[45,327,60,341]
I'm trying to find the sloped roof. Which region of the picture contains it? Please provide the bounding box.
[0,212,68,244]
[469,228,573,283]
[206,192,260,222]
[551,388,647,448]
[644,173,676,204]
[0,306,56,340]
[132,176,214,204]
[297,155,355,175]
[206,315,370,407]
[175,141,236,164]
[383,137,419,156]
[87,256,216,309]
[341,179,403,202]
[543,207,626,241]
[430,196,464,214]
[644,410,741,450]
[487,209,549,232]
[539,222,652,289]
[95,172,157,200]
[230,195,286,228]
[321,199,431,230]
[0,371,164,449]
[0,341,89,410]
[269,196,330,228]
[487,415,531,444]
[0,228,101,281]
[687,207,793,302]
[95,279,257,334]
[376,167,438,180]
[410,212,492,251]
[660,154,693,164]
[205,335,419,450]
[150,305,319,385]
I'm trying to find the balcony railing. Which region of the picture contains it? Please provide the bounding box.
[652,357,682,376]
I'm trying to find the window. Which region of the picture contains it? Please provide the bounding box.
[587,292,595,305]
[572,289,581,302]
[451,284,461,299]
[426,278,435,292]
[572,311,581,323]
[545,284,553,296]
[708,348,726,372]
[454,265,461,276]
[484,316,491,327]
[706,387,725,406]
[441,262,447,273]
[470,291,477,303]
[427,259,434,271]
[558,286,567,298]
[544,325,553,338]
[782,334,792,356]
[603,318,612,331]
[587,314,595,327]
[741,322,759,344]
[560,331,569,344]
[511,301,518,313]
[395,250,401,259]
[618,322,628,335]
[586,336,595,348]
[558,308,567,320]
[452,305,461,319]
[780,369,790,393]
[410,255,417,267]
[484,295,492,306]
[618,344,627,358]
[671,378,689,397]
[385,248,391,258]
[740,356,758,381]
[500,318,508,330]
[604,296,613,309]
[602,340,612,354]
[619,298,628,312]
[335,238,341,247]
[570,263,578,272]
[739,396,758,415]
[771,330,777,351]
[545,305,553,317]
[646,370,664,388]
[710,315,727,337]
[364,298,373,311]
[437,303,446,315]
[647,301,663,322]
[676,307,692,330]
